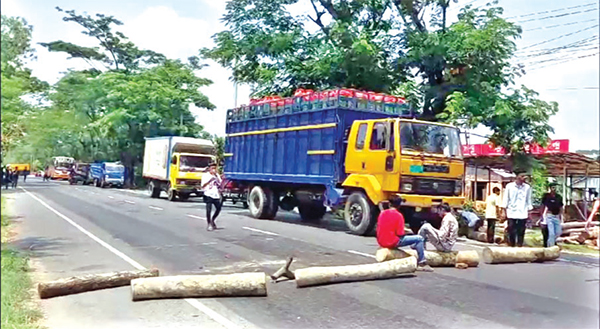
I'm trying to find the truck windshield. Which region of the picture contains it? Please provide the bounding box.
[180,156,211,172]
[105,165,124,173]
[399,122,462,158]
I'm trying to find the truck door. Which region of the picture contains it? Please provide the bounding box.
[364,119,399,191]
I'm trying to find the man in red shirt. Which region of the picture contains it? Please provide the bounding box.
[377,196,433,272]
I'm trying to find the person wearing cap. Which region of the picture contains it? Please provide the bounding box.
[501,170,533,247]
[376,196,433,272]
[201,163,223,231]
[418,203,459,252]
[540,183,563,247]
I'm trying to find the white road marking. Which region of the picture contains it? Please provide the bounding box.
[108,196,114,199]
[148,206,163,211]
[347,250,377,259]
[242,227,279,236]
[187,214,204,220]
[557,258,599,267]
[20,187,243,329]
[124,200,135,204]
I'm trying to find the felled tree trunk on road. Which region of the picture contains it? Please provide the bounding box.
[131,273,267,301]
[295,257,416,288]
[561,221,598,230]
[482,246,560,264]
[38,269,159,299]
[562,228,587,236]
[468,231,488,243]
[376,248,479,267]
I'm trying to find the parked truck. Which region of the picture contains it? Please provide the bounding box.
[90,162,125,188]
[142,136,215,201]
[224,89,465,235]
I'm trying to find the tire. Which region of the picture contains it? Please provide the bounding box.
[179,193,190,201]
[298,204,326,222]
[167,187,177,202]
[148,181,161,198]
[242,201,249,209]
[344,191,379,235]
[247,186,277,219]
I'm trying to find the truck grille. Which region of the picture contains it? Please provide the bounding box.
[414,178,456,196]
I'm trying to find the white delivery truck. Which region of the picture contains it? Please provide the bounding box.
[142,136,215,201]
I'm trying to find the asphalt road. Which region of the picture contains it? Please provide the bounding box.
[5,177,600,329]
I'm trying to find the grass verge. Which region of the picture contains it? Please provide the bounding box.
[1,196,41,329]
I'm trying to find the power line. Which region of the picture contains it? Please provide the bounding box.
[527,52,599,71]
[519,25,599,50]
[524,18,599,31]
[516,35,598,54]
[543,87,599,90]
[515,7,598,24]
[524,50,599,66]
[506,2,597,19]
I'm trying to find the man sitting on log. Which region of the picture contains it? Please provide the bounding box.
[418,203,459,252]
[376,196,433,272]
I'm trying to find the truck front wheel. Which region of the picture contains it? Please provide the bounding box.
[248,186,278,219]
[167,188,177,201]
[344,191,378,236]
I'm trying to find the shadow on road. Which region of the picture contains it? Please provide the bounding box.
[11,236,68,258]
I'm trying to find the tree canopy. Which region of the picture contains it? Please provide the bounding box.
[203,0,559,162]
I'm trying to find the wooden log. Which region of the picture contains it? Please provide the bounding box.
[405,250,480,267]
[295,257,416,288]
[576,232,591,244]
[468,231,488,243]
[376,248,479,267]
[561,221,598,230]
[482,246,560,264]
[131,273,267,301]
[38,269,159,299]
[270,257,295,281]
[561,228,587,236]
[557,237,580,245]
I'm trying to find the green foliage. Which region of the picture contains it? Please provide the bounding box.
[211,135,225,168]
[530,167,549,206]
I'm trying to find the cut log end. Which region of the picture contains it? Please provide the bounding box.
[455,263,468,269]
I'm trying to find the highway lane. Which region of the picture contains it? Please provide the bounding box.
[8,178,600,329]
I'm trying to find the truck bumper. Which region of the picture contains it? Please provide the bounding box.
[174,185,203,195]
[395,194,464,209]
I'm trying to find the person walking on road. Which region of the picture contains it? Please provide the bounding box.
[11,170,19,189]
[201,163,223,231]
[418,203,459,252]
[376,196,433,272]
[485,187,501,243]
[2,168,11,189]
[585,191,599,249]
[501,170,533,247]
[541,183,563,247]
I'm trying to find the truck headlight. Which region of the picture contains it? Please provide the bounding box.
[401,183,413,192]
[105,174,109,179]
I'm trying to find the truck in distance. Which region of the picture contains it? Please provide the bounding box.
[142,136,215,201]
[90,162,125,188]
[46,156,75,180]
[224,88,465,235]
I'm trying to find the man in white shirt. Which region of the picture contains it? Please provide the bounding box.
[485,187,501,243]
[418,203,459,252]
[501,170,533,247]
[201,163,222,231]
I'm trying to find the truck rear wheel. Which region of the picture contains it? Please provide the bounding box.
[344,191,378,236]
[298,204,326,222]
[248,186,278,219]
[148,181,161,198]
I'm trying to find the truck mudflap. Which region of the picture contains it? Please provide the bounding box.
[324,185,346,207]
[396,194,464,209]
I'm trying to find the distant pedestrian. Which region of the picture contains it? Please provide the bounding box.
[376,196,433,272]
[541,183,563,247]
[2,168,10,189]
[23,170,28,183]
[201,163,222,231]
[418,203,459,252]
[585,191,599,249]
[11,170,19,188]
[485,187,501,243]
[501,170,533,247]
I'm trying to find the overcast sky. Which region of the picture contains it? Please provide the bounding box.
[2,0,599,151]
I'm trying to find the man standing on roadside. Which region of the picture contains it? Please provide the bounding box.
[541,183,563,247]
[485,187,501,243]
[376,196,433,272]
[201,163,222,231]
[11,170,19,188]
[501,170,533,247]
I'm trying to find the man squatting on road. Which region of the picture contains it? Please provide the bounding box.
[376,196,434,272]
[417,203,459,252]
[501,170,533,247]
[201,163,222,231]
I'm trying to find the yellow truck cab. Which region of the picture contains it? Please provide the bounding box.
[342,118,464,233]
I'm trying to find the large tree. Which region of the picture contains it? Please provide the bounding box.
[19,8,216,186]
[203,0,559,164]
